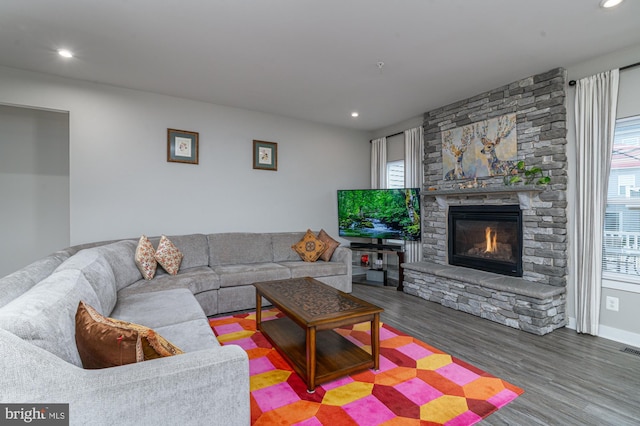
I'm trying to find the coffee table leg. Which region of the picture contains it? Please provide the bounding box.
[255,290,262,332]
[306,326,316,393]
[372,313,380,371]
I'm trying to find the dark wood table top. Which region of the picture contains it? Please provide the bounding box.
[253,277,383,327]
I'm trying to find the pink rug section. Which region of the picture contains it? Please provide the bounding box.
[210,309,524,425]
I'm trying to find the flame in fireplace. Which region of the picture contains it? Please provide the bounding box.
[485,227,497,253]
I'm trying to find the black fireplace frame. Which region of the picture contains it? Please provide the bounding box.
[447,205,523,277]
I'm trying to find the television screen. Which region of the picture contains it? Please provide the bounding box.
[337,188,421,241]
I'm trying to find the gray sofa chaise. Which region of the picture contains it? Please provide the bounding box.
[0,231,352,426]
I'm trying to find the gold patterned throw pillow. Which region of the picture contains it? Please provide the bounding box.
[317,229,340,262]
[155,235,183,275]
[291,229,327,262]
[75,301,183,369]
[134,235,157,280]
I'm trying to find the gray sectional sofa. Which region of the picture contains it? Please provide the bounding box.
[0,231,352,426]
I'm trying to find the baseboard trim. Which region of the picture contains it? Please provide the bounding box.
[567,316,640,348]
[599,325,640,348]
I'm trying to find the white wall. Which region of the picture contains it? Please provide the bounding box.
[0,105,69,276]
[371,115,423,140]
[566,44,640,347]
[0,66,370,253]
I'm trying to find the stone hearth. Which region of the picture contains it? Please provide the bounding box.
[403,262,566,335]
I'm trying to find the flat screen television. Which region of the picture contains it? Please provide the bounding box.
[337,188,421,241]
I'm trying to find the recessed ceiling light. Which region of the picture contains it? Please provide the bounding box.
[58,49,73,58]
[351,112,359,118]
[600,0,624,8]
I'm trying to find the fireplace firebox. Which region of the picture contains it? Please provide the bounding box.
[448,205,523,277]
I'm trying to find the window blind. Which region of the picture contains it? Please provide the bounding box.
[603,115,640,281]
[387,160,404,189]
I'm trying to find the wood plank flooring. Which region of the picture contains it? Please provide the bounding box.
[351,284,640,425]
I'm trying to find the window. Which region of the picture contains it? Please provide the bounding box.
[604,212,620,232]
[603,116,640,281]
[617,174,635,197]
[387,160,404,189]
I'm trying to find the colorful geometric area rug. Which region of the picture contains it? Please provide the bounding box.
[209,309,523,425]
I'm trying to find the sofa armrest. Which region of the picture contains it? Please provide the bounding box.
[332,246,351,266]
[0,329,249,426]
[332,246,352,278]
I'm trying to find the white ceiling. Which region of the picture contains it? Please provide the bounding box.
[0,0,639,132]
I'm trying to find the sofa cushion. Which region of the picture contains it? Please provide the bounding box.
[214,263,291,288]
[208,233,273,266]
[134,235,157,280]
[118,266,220,297]
[317,229,340,262]
[154,319,220,351]
[111,289,206,330]
[218,286,271,313]
[155,236,183,275]
[0,269,101,367]
[54,248,118,315]
[149,234,209,270]
[93,240,143,291]
[291,230,326,262]
[194,290,218,317]
[271,232,306,262]
[278,260,347,279]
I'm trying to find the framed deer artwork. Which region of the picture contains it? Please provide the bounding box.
[442,113,517,180]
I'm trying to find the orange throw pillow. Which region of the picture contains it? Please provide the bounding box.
[291,229,327,262]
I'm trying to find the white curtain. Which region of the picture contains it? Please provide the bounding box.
[404,126,424,263]
[573,69,619,335]
[370,137,387,189]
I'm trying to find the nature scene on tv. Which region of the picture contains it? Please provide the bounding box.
[338,188,421,241]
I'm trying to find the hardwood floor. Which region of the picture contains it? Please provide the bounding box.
[351,284,640,426]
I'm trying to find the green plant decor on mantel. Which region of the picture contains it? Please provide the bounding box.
[504,160,551,186]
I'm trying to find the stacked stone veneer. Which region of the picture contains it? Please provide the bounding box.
[403,67,568,335]
[403,262,566,335]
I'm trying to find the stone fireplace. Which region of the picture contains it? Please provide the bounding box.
[402,68,568,335]
[448,205,523,277]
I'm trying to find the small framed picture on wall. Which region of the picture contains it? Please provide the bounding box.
[253,140,278,171]
[168,128,199,164]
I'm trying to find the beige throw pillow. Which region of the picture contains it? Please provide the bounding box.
[155,235,183,275]
[134,235,157,280]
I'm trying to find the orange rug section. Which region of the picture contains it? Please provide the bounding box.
[210,309,523,425]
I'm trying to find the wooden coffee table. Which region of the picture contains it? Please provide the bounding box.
[254,277,384,393]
